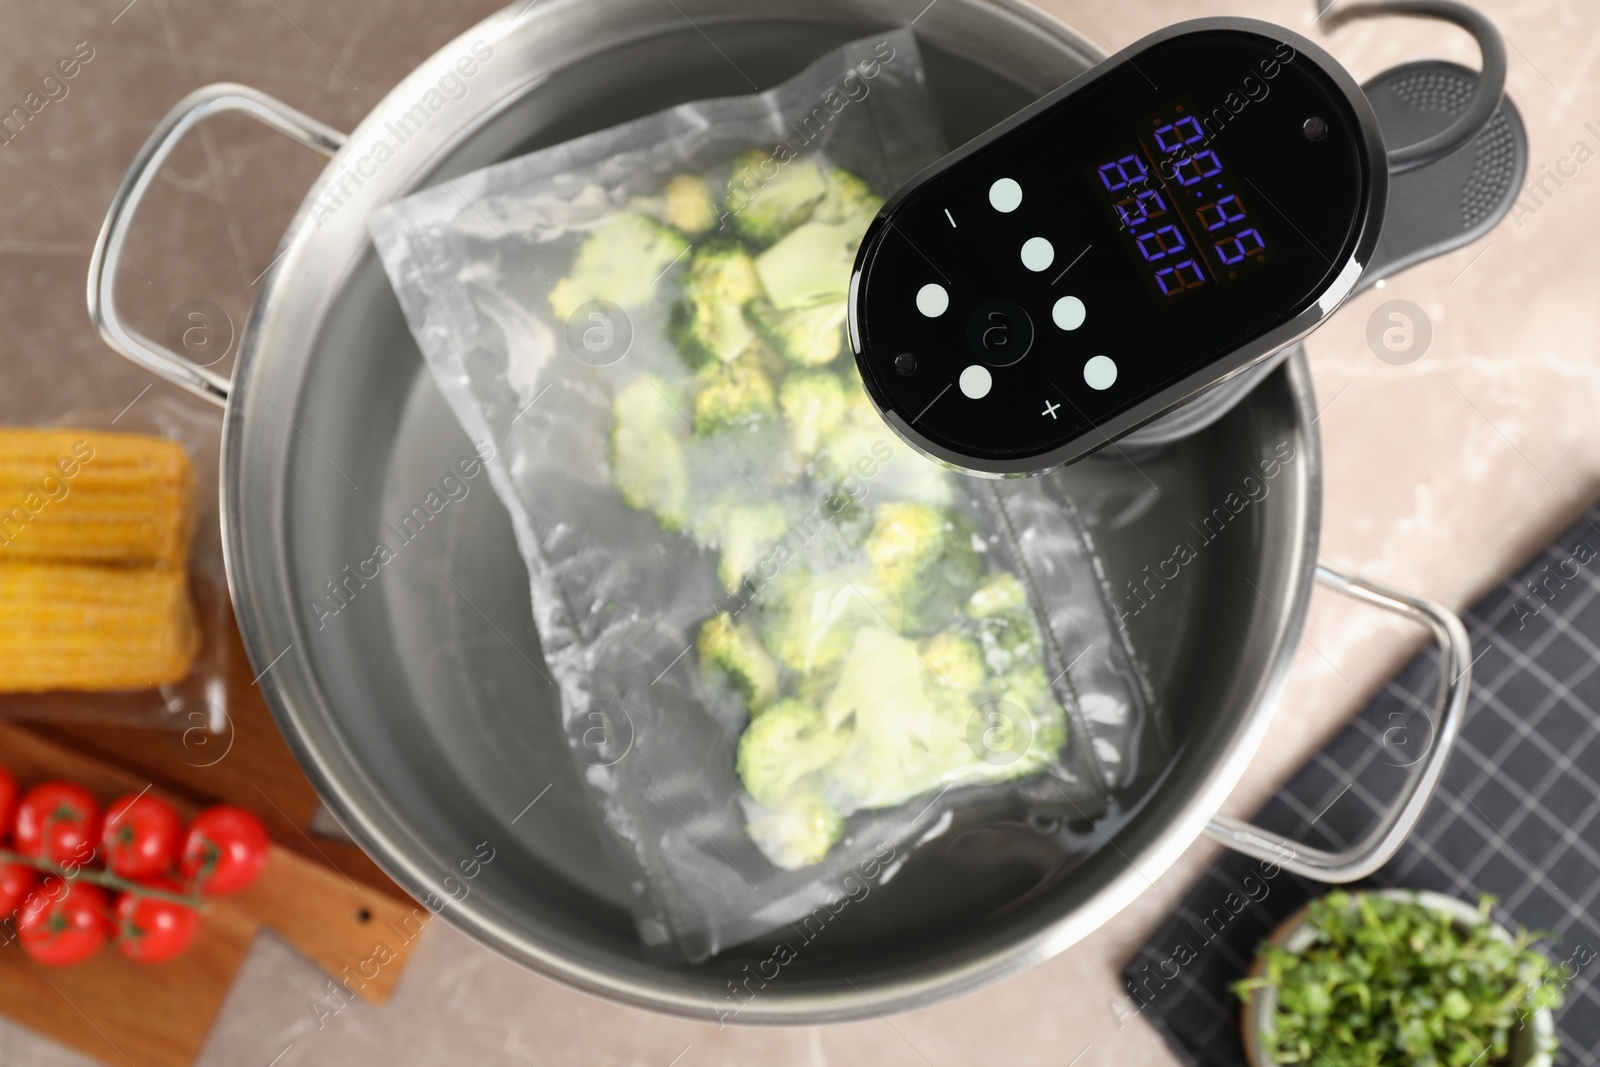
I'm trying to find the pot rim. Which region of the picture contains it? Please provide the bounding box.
[217,0,1322,1021]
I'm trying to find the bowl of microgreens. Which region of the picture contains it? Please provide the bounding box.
[1235,889,1563,1067]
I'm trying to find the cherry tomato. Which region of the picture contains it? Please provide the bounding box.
[101,793,182,881]
[18,881,111,966]
[0,764,16,842]
[179,806,269,895]
[0,862,35,919]
[14,781,101,868]
[114,882,199,963]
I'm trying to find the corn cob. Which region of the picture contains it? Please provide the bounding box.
[0,428,196,566]
[0,562,199,691]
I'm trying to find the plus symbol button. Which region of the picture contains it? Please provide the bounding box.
[1041,399,1061,419]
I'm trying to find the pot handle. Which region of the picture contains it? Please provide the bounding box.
[1203,563,1471,882]
[87,83,346,407]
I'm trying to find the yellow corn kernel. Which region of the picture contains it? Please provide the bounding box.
[0,428,196,567]
[0,563,199,692]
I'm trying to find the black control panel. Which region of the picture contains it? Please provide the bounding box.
[850,22,1384,475]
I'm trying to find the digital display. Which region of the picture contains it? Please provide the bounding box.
[1093,109,1271,300]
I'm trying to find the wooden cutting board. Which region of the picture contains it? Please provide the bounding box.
[0,721,433,1067]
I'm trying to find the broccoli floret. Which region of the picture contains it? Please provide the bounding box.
[732,624,1066,867]
[966,572,1029,619]
[820,628,1058,811]
[760,566,893,674]
[753,221,859,310]
[668,240,766,369]
[809,388,956,506]
[992,664,1067,759]
[698,613,779,711]
[811,166,884,227]
[745,298,847,367]
[864,502,984,633]
[963,572,1046,676]
[863,502,957,586]
[609,375,689,530]
[778,371,849,461]
[737,698,850,808]
[974,613,1041,676]
[742,789,845,870]
[662,173,719,237]
[727,153,829,247]
[735,173,872,364]
[822,627,943,728]
[813,422,880,482]
[549,213,689,321]
[919,630,986,691]
[694,495,790,593]
[749,167,877,312]
[821,629,980,807]
[815,425,954,509]
[692,357,776,436]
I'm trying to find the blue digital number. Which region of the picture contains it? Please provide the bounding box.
[1154,259,1207,295]
[1197,195,1246,232]
[1172,150,1224,187]
[1153,116,1206,153]
[1115,188,1168,230]
[1097,154,1149,192]
[1135,224,1187,263]
[1215,228,1266,265]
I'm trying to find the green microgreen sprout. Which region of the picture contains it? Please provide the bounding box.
[1234,891,1565,1067]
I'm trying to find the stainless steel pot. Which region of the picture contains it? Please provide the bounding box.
[88,0,1472,1022]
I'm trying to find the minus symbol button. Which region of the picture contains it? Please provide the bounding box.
[944,208,956,228]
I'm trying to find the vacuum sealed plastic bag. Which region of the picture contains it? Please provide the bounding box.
[2,396,235,746]
[372,29,1163,960]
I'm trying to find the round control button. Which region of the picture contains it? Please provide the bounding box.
[1021,237,1054,272]
[959,365,993,399]
[1052,295,1086,331]
[1083,355,1117,390]
[989,178,1022,213]
[916,282,949,317]
[965,300,1034,367]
